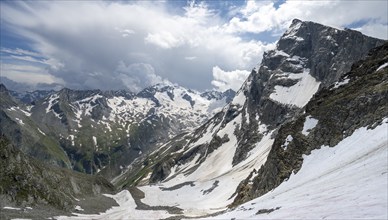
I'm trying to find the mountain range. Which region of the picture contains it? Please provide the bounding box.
[0,19,387,219]
[1,83,235,180]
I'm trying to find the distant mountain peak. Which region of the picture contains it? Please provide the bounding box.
[0,83,8,93]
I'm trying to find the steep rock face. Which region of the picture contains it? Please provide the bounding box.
[146,19,384,184]
[1,84,18,108]
[232,42,388,206]
[277,19,382,87]
[228,19,385,166]
[0,85,70,168]
[0,135,115,211]
[228,19,384,165]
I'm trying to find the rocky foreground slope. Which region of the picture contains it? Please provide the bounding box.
[0,135,116,219]
[0,85,71,169]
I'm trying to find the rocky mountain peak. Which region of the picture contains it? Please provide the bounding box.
[56,88,103,103]
[200,89,236,102]
[0,84,17,108]
[272,19,384,88]
[0,83,8,93]
[232,41,388,207]
[101,90,134,99]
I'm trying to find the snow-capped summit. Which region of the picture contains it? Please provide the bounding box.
[136,83,233,113]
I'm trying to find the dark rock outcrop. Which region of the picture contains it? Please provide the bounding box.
[230,19,384,166]
[0,135,115,211]
[232,42,388,206]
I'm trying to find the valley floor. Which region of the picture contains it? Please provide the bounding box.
[1,195,117,220]
[50,120,387,220]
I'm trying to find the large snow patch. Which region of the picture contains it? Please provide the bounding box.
[207,120,388,219]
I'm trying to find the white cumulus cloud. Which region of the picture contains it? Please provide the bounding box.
[0,0,386,93]
[223,0,387,39]
[211,66,250,92]
[115,62,168,93]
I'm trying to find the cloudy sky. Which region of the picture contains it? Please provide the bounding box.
[1,0,387,92]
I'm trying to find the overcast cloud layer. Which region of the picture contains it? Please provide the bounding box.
[1,0,387,92]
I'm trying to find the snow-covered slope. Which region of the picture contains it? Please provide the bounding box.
[54,121,388,219]
[207,121,388,219]
[105,84,233,133]
[231,40,388,207]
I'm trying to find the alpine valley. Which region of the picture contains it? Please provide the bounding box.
[1,19,387,220]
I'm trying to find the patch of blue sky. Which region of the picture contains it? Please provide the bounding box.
[273,0,286,9]
[346,18,388,29]
[164,0,192,16]
[203,0,245,17]
[0,36,47,69]
[346,19,372,29]
[239,31,279,43]
[0,26,35,52]
[164,0,244,19]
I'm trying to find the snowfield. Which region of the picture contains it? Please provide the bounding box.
[269,69,321,107]
[140,115,274,217]
[56,190,171,220]
[206,120,388,219]
[55,116,275,219]
[302,115,319,136]
[56,119,387,220]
